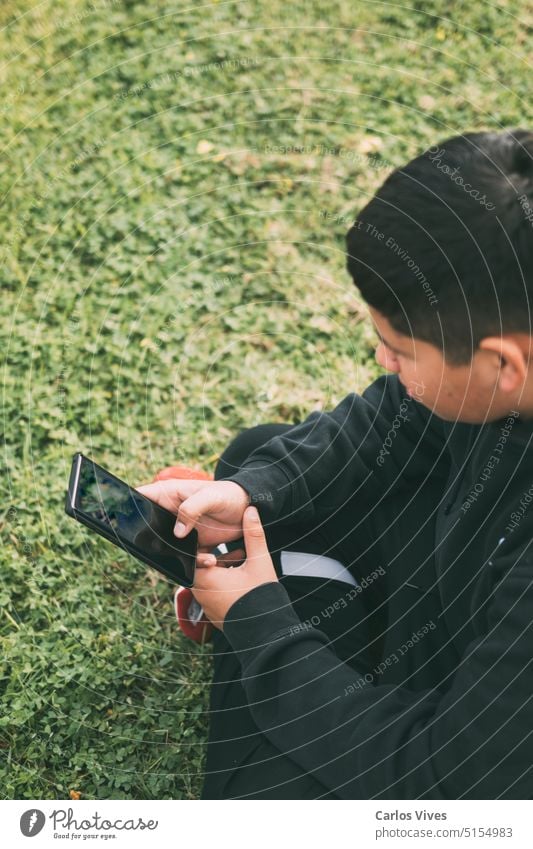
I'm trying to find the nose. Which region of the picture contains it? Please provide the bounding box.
[375,342,400,373]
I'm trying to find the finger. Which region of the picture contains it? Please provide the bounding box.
[137,478,213,513]
[136,480,187,513]
[175,488,222,538]
[196,552,218,568]
[195,548,246,570]
[241,506,269,563]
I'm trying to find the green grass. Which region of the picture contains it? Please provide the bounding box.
[1,0,531,799]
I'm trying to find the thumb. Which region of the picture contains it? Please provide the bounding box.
[242,506,269,562]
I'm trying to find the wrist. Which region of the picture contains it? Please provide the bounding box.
[240,482,251,502]
[229,480,251,508]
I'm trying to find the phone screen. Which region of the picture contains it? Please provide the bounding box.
[67,454,197,586]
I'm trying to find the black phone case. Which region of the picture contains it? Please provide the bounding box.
[65,453,197,587]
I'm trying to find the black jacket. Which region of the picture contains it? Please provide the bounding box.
[221,374,533,799]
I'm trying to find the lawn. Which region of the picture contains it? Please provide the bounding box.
[1,0,531,799]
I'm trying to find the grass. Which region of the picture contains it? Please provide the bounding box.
[1,0,531,799]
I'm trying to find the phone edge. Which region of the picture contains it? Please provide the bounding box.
[64,453,196,588]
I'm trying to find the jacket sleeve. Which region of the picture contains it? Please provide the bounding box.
[219,374,447,529]
[223,538,533,799]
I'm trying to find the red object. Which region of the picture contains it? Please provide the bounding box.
[153,463,214,642]
[174,586,214,643]
[154,465,213,482]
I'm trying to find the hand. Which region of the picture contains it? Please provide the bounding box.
[191,505,278,630]
[136,478,250,566]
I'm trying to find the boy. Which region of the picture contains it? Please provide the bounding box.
[140,130,533,799]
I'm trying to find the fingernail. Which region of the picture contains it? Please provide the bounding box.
[247,506,259,520]
[174,522,186,537]
[206,555,217,566]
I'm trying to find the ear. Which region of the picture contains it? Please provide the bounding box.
[478,336,528,393]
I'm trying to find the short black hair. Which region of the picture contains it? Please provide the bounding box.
[346,130,533,364]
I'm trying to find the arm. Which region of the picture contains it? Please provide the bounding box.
[220,374,448,528]
[223,540,533,799]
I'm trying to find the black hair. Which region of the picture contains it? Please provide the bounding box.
[346,130,533,364]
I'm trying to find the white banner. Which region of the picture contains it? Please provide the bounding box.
[1,800,532,848]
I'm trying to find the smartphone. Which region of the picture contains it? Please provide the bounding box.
[65,453,198,587]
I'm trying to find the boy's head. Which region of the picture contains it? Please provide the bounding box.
[346,130,533,423]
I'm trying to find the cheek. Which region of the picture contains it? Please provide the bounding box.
[402,364,440,401]
[399,362,421,386]
[426,375,467,412]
